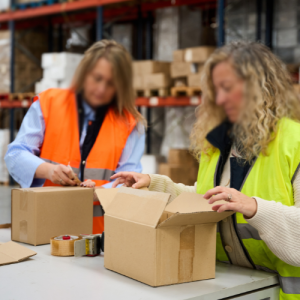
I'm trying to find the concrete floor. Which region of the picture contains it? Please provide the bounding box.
[0,186,13,224]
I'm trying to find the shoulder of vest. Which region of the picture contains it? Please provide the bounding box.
[278,118,300,140]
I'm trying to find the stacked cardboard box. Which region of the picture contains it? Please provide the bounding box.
[158,149,198,185]
[132,60,171,96]
[171,46,215,89]
[0,31,10,93]
[35,52,83,93]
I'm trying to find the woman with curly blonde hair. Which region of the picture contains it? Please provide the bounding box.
[112,41,300,299]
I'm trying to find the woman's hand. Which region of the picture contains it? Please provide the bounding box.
[203,186,257,219]
[80,179,96,188]
[110,172,150,189]
[47,164,77,186]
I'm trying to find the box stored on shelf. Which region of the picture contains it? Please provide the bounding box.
[173,49,185,62]
[184,47,216,63]
[11,187,93,246]
[144,73,171,89]
[133,61,170,76]
[96,187,233,287]
[171,62,198,78]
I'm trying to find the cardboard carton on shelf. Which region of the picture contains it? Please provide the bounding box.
[95,187,233,287]
[133,61,170,76]
[168,149,198,166]
[143,73,171,89]
[133,76,144,90]
[171,62,198,78]
[158,163,198,186]
[184,46,216,63]
[11,187,94,246]
[173,49,185,62]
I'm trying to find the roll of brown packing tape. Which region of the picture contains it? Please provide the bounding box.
[50,235,82,256]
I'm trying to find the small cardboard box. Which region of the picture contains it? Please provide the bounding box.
[133,61,170,76]
[96,188,233,287]
[188,73,203,87]
[184,47,216,63]
[144,73,171,89]
[158,163,198,185]
[173,49,185,62]
[133,75,144,90]
[171,62,197,78]
[168,149,198,166]
[11,187,94,246]
[0,241,37,266]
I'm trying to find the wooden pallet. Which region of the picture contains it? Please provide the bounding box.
[0,181,9,186]
[9,92,35,101]
[171,86,201,97]
[135,88,168,97]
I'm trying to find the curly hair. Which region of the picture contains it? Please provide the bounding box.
[190,41,300,162]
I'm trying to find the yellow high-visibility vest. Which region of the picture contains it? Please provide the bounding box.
[197,118,300,299]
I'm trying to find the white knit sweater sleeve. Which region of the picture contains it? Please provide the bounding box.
[247,172,300,267]
[148,174,196,202]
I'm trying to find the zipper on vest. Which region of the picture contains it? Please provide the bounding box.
[231,157,258,270]
[214,155,233,264]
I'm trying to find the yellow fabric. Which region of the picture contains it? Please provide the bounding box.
[197,118,300,299]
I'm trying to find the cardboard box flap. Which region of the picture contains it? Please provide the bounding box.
[105,187,171,228]
[0,241,37,265]
[165,193,228,213]
[94,188,120,212]
[158,210,234,228]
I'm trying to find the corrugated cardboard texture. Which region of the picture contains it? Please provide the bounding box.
[103,187,232,287]
[105,188,170,228]
[12,187,93,246]
[171,62,193,78]
[0,241,37,266]
[104,216,157,286]
[165,192,228,213]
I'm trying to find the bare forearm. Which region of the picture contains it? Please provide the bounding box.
[35,162,52,179]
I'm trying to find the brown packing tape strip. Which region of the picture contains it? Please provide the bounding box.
[50,236,82,256]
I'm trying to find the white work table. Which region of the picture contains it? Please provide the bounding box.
[0,228,279,300]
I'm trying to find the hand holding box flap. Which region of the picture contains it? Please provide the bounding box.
[0,241,37,266]
[105,187,171,228]
[165,193,228,213]
[158,193,234,227]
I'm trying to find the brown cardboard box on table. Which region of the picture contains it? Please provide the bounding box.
[95,187,233,287]
[11,187,94,246]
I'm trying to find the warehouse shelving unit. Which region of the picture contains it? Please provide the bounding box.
[0,0,222,184]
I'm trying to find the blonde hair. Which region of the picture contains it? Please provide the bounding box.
[190,41,300,162]
[71,39,145,126]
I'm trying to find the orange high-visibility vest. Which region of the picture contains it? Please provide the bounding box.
[35,88,136,234]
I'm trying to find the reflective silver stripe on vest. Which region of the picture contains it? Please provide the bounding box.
[42,158,59,165]
[237,223,261,240]
[84,168,114,181]
[279,276,300,294]
[93,204,104,217]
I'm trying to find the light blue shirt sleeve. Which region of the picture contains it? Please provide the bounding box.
[4,100,46,188]
[102,123,145,189]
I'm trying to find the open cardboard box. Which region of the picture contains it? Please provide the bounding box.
[95,187,233,287]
